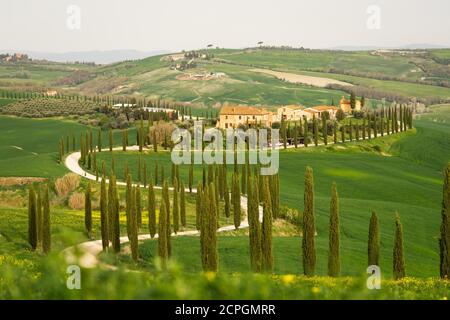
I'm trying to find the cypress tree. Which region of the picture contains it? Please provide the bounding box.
[148,180,156,238]
[393,213,406,280]
[303,117,309,147]
[439,162,450,279]
[136,186,142,228]
[112,175,121,253]
[180,181,186,227]
[153,130,158,153]
[138,156,142,183]
[143,161,147,188]
[341,126,345,143]
[107,173,115,246]
[129,187,139,262]
[85,182,92,238]
[333,122,337,144]
[294,122,299,148]
[232,173,241,229]
[122,130,127,151]
[200,185,209,268]
[100,176,109,250]
[224,180,230,218]
[97,130,102,152]
[196,182,203,230]
[28,186,37,251]
[208,183,218,271]
[162,180,172,257]
[328,182,340,277]
[158,201,169,268]
[362,118,367,139]
[36,188,43,248]
[109,127,113,151]
[248,176,262,272]
[126,174,132,239]
[261,178,273,273]
[173,178,179,234]
[322,116,328,145]
[241,164,247,195]
[313,117,319,146]
[303,166,316,276]
[42,184,51,254]
[155,161,159,185]
[189,163,194,193]
[368,211,380,266]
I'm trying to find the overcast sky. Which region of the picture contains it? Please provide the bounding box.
[1,0,449,52]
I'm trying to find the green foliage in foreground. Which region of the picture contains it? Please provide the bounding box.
[1,253,449,300]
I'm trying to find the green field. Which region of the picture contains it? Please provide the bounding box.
[5,48,450,107]
[0,116,129,178]
[92,127,444,278]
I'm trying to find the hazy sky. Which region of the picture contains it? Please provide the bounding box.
[1,0,449,52]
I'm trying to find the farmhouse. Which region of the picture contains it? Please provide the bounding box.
[217,106,275,129]
[307,105,340,119]
[340,96,361,113]
[277,105,308,121]
[45,90,58,97]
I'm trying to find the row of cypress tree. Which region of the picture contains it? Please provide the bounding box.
[279,105,413,148]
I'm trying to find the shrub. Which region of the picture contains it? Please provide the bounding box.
[68,192,85,210]
[54,173,80,198]
[279,205,302,228]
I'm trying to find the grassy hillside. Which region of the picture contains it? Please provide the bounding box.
[91,123,446,278]
[3,49,450,107]
[213,48,450,101]
[0,116,126,178]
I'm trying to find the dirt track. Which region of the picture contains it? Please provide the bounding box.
[251,68,353,88]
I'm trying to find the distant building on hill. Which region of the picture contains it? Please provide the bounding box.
[217,106,275,129]
[307,105,340,120]
[277,105,307,121]
[46,90,58,97]
[340,96,361,113]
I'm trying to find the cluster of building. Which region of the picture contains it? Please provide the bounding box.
[217,96,361,129]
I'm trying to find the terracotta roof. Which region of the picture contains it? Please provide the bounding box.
[304,109,319,114]
[310,105,339,111]
[220,106,270,115]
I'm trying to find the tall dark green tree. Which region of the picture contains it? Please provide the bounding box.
[108,174,121,253]
[136,186,142,228]
[302,166,316,276]
[368,211,380,266]
[109,127,113,152]
[28,186,37,251]
[148,180,156,238]
[97,129,102,152]
[180,180,186,227]
[158,201,169,268]
[393,213,406,280]
[232,173,241,229]
[42,184,51,254]
[100,175,109,250]
[196,182,203,230]
[129,187,139,262]
[85,182,92,238]
[173,178,179,234]
[440,162,450,279]
[189,163,194,193]
[261,178,273,273]
[328,182,340,277]
[322,116,328,145]
[248,176,261,272]
[36,188,42,248]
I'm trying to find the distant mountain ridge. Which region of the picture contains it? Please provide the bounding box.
[0,49,172,64]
